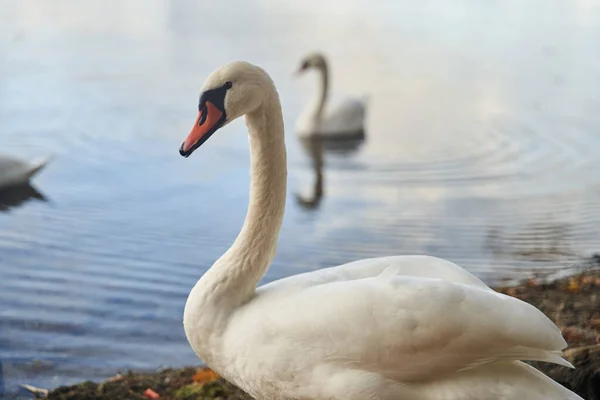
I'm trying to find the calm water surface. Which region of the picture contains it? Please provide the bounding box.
[2,0,600,394]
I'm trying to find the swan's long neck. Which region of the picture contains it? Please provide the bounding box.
[311,63,329,121]
[188,87,287,313]
[225,101,287,301]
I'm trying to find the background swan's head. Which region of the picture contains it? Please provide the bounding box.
[296,52,327,74]
[179,61,273,158]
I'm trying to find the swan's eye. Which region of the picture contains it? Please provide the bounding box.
[224,81,233,89]
[198,105,208,125]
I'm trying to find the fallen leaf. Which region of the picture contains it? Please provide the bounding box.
[526,278,536,288]
[566,277,580,293]
[581,276,596,285]
[144,388,160,399]
[561,326,598,346]
[192,367,220,384]
[590,318,600,329]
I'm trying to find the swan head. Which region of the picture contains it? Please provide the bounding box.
[179,61,271,157]
[296,52,327,74]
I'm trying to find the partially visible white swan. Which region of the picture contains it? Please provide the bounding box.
[0,154,50,190]
[295,52,367,140]
[178,61,583,400]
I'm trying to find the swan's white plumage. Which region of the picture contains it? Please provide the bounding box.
[180,61,583,400]
[0,154,50,189]
[295,53,367,138]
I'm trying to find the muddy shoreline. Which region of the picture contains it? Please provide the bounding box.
[19,261,600,399]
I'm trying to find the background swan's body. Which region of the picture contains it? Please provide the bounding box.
[179,62,583,400]
[296,53,367,139]
[0,154,50,189]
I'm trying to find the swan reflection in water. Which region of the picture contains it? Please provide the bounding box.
[485,219,577,263]
[0,183,47,212]
[295,133,365,210]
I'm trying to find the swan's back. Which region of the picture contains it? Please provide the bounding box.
[259,255,491,293]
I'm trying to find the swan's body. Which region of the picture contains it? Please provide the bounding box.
[296,53,367,140]
[0,154,50,189]
[179,61,583,400]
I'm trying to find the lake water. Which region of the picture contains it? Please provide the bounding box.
[2,0,600,395]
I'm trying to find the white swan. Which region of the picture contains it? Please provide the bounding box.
[295,52,367,140]
[0,154,50,190]
[178,61,583,400]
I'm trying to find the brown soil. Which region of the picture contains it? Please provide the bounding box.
[44,368,250,400]
[39,263,600,400]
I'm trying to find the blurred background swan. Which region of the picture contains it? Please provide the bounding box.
[295,52,368,141]
[0,154,50,190]
[294,53,368,210]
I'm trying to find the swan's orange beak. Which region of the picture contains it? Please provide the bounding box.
[179,101,224,157]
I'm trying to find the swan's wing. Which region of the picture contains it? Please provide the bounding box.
[252,273,569,382]
[319,97,366,134]
[260,255,492,293]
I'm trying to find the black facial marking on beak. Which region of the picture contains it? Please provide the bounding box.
[179,82,233,158]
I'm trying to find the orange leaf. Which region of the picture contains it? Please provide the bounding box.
[590,318,600,329]
[566,277,580,293]
[526,278,536,288]
[581,276,596,285]
[192,368,220,384]
[144,388,160,399]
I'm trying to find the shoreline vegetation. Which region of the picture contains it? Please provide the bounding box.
[24,259,600,400]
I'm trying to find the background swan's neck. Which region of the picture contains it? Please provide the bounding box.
[194,90,287,311]
[312,64,329,120]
